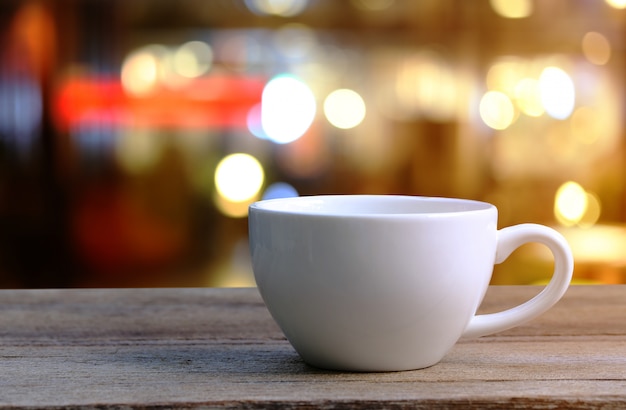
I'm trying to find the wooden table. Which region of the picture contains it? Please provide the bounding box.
[0,285,625,409]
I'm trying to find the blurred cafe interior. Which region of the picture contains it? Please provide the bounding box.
[1,0,626,288]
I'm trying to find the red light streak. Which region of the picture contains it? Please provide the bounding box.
[54,75,266,130]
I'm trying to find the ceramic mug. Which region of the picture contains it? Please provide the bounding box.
[248,195,573,372]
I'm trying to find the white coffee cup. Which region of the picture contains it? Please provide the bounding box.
[248,195,573,371]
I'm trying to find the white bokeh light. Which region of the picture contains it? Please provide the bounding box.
[539,67,575,120]
[261,74,316,144]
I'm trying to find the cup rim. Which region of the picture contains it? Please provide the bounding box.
[249,194,495,218]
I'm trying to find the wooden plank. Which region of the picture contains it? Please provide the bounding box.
[0,286,625,409]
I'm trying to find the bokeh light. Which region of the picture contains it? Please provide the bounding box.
[12,0,626,290]
[213,194,252,218]
[579,192,602,228]
[173,41,213,78]
[261,74,316,144]
[486,58,525,95]
[514,78,544,117]
[323,89,366,129]
[214,153,265,203]
[247,103,267,139]
[582,32,611,66]
[479,91,515,130]
[490,0,533,18]
[606,0,626,9]
[244,0,309,17]
[121,45,164,97]
[539,67,575,120]
[555,181,588,226]
[262,182,299,200]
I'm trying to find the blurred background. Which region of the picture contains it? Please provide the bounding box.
[0,0,625,288]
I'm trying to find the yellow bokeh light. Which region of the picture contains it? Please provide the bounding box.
[555,181,588,226]
[514,77,544,117]
[213,192,254,218]
[261,74,316,144]
[490,0,533,18]
[579,192,601,229]
[539,67,575,120]
[324,89,366,129]
[582,32,611,66]
[479,91,515,130]
[486,58,525,95]
[121,46,163,97]
[606,0,626,9]
[214,153,265,203]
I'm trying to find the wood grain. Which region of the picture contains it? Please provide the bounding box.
[0,286,625,409]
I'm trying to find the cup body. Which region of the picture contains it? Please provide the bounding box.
[249,195,499,371]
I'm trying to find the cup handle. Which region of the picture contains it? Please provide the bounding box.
[462,223,574,339]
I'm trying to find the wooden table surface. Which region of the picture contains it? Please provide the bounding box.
[0,285,625,409]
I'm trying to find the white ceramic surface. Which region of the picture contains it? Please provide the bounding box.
[248,195,573,372]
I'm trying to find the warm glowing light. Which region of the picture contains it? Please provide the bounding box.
[479,91,515,130]
[514,78,544,117]
[121,46,163,97]
[215,153,264,203]
[261,74,316,144]
[579,192,601,228]
[582,32,611,66]
[262,182,299,200]
[559,225,626,270]
[214,193,253,218]
[323,89,366,129]
[606,0,626,9]
[555,182,601,228]
[244,0,309,16]
[490,0,533,18]
[555,181,588,226]
[486,58,525,95]
[174,41,213,78]
[539,67,575,120]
